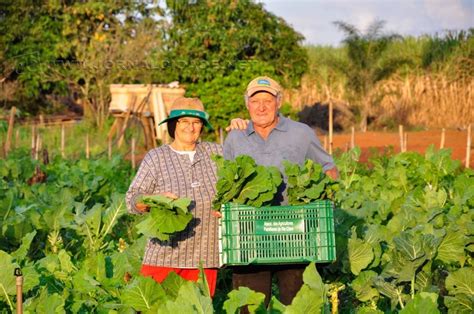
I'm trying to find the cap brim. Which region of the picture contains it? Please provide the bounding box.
[247,86,278,97]
[158,115,213,131]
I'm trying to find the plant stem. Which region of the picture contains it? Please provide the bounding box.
[0,283,14,312]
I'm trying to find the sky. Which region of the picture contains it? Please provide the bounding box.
[260,0,474,46]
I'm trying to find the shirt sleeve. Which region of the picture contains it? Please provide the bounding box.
[306,130,336,172]
[223,132,235,160]
[125,151,158,214]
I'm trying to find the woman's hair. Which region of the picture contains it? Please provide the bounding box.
[167,119,178,139]
[166,117,205,139]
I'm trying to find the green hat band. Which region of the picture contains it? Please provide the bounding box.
[158,109,213,130]
[168,109,208,120]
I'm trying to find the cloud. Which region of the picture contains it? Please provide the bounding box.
[261,0,474,45]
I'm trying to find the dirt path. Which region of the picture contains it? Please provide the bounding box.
[327,128,473,168]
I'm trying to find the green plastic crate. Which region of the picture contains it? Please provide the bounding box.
[219,201,336,266]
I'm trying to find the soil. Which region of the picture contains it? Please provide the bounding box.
[327,128,473,168]
[133,128,473,168]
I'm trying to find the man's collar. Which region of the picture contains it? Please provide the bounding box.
[245,113,288,136]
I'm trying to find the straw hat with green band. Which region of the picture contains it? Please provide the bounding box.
[159,97,213,130]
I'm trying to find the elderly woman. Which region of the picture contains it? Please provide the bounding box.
[126,97,222,296]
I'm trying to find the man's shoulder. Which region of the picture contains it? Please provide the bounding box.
[282,117,314,134]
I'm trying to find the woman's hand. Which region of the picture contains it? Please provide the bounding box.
[135,192,178,212]
[212,211,222,218]
[161,192,178,199]
[225,118,249,132]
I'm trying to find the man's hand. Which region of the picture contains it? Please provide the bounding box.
[325,167,339,180]
[225,118,249,132]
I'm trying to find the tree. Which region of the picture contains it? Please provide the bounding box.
[0,1,164,128]
[162,0,308,131]
[333,20,408,131]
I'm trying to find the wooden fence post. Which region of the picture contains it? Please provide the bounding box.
[399,125,404,153]
[351,126,355,149]
[108,137,112,160]
[440,128,445,149]
[131,137,136,170]
[466,124,471,168]
[329,100,333,155]
[61,124,65,158]
[86,134,90,159]
[404,132,408,152]
[31,125,36,152]
[4,106,16,156]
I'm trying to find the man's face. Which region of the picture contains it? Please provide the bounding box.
[247,91,279,128]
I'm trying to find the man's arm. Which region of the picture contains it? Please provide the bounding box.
[305,127,339,179]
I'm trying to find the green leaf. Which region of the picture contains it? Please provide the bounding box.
[351,271,379,302]
[161,271,187,299]
[223,287,266,314]
[436,231,466,265]
[399,292,440,314]
[445,267,474,297]
[136,196,193,241]
[158,280,214,314]
[373,277,404,310]
[121,276,166,311]
[393,232,425,261]
[348,234,374,275]
[36,293,66,314]
[286,263,326,314]
[0,251,17,298]
[11,230,36,262]
[444,294,474,314]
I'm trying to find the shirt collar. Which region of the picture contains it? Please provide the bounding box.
[245,113,288,136]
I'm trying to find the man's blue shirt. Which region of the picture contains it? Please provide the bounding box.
[223,115,335,204]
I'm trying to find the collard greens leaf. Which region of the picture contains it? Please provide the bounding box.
[436,230,466,265]
[351,270,379,302]
[121,276,166,311]
[348,232,374,275]
[212,155,282,209]
[136,196,193,241]
[286,263,326,314]
[445,267,474,297]
[399,292,440,314]
[223,286,266,314]
[158,280,213,314]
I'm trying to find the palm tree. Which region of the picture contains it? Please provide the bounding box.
[334,20,408,131]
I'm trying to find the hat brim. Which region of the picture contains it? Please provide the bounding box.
[158,109,213,131]
[246,86,279,97]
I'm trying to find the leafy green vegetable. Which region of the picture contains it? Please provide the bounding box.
[212,155,282,210]
[135,195,193,241]
[399,292,440,314]
[284,159,337,204]
[223,287,266,314]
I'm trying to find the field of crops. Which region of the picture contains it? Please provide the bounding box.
[0,146,472,313]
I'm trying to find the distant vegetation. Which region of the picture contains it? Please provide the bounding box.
[298,28,473,130]
[1,1,472,132]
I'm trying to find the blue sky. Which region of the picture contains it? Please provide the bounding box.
[260,0,474,46]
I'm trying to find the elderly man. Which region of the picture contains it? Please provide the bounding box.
[223,76,338,307]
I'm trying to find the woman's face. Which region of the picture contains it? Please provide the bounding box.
[173,117,203,146]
